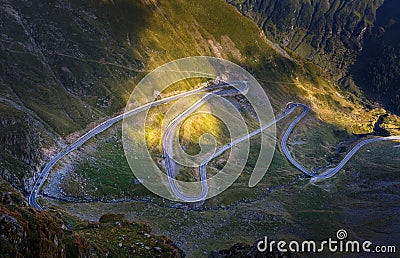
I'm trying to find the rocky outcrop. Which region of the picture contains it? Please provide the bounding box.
[209,241,296,257]
[0,103,48,192]
[0,178,184,257]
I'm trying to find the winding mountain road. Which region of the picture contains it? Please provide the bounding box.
[162,83,248,201]
[28,82,400,208]
[311,135,400,182]
[28,81,235,209]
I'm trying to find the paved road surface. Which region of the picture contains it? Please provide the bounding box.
[311,135,400,182]
[28,81,237,209]
[165,101,399,201]
[162,83,248,201]
[28,82,400,207]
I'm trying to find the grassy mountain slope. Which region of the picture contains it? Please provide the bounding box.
[0,0,145,191]
[1,0,396,194]
[22,0,396,203]
[1,0,399,256]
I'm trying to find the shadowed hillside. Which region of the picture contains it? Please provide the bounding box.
[226,0,383,78]
[227,0,400,115]
[350,0,400,114]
